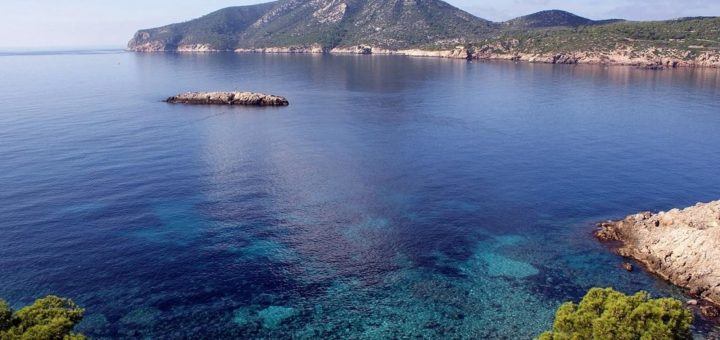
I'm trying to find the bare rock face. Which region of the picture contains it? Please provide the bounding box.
[165,92,289,106]
[596,200,720,306]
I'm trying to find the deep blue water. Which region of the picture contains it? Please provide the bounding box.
[1,51,719,338]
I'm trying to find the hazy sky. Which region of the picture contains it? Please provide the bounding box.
[1,0,719,49]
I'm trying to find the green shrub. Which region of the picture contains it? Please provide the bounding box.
[0,295,85,340]
[540,287,693,340]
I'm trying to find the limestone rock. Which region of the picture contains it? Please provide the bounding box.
[595,200,720,306]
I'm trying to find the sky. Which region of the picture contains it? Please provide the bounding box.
[1,0,719,49]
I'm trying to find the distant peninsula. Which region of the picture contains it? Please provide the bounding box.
[128,0,720,68]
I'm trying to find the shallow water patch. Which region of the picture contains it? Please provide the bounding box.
[479,252,540,278]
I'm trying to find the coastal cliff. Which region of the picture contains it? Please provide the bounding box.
[596,201,720,307]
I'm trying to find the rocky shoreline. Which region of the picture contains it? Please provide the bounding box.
[165,92,289,106]
[132,43,720,69]
[596,200,720,313]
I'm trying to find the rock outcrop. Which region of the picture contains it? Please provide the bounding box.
[165,92,289,106]
[596,201,720,306]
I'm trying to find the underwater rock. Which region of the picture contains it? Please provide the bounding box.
[118,306,162,331]
[232,308,252,327]
[165,92,289,106]
[621,262,633,272]
[595,200,720,307]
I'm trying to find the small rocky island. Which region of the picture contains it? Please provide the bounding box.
[166,92,289,106]
[596,200,720,310]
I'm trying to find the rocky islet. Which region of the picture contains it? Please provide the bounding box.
[165,92,289,106]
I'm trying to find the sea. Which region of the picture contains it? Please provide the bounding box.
[1,50,719,338]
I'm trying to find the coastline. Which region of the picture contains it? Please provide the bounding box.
[129,43,720,69]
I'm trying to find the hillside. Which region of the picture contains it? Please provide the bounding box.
[129,0,493,51]
[129,2,277,51]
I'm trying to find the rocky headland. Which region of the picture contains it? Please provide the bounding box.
[165,92,289,106]
[596,201,720,310]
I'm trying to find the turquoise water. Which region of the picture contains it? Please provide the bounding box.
[0,51,719,338]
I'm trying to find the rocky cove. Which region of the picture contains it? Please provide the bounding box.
[596,200,720,316]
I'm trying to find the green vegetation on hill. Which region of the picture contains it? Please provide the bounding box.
[539,288,693,340]
[490,16,720,55]
[0,296,85,340]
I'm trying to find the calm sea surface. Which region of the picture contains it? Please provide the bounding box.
[1,51,719,338]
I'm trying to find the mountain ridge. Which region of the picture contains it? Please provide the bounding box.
[502,10,623,29]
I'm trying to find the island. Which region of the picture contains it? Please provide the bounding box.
[165,92,289,106]
[128,0,720,69]
[596,200,720,315]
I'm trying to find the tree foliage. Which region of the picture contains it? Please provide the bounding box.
[540,288,693,340]
[0,296,85,340]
